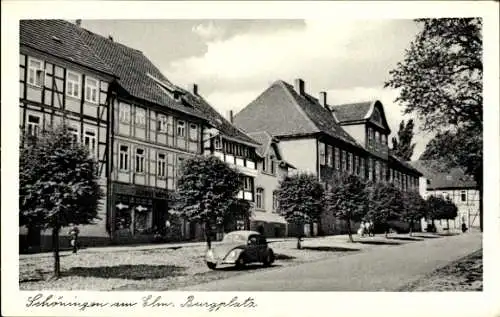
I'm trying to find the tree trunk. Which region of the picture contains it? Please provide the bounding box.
[409,220,413,237]
[479,187,483,232]
[446,219,449,232]
[205,222,212,250]
[296,236,302,249]
[52,227,61,279]
[346,217,353,242]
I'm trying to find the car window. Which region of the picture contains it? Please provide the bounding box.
[248,235,258,245]
[223,233,246,243]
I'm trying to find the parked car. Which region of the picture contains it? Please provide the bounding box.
[205,230,275,270]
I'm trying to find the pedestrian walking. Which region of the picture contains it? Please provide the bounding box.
[357,221,365,238]
[68,226,80,254]
[369,220,375,236]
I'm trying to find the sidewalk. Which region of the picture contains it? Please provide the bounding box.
[19,231,452,259]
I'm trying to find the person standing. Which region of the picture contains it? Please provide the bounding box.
[68,226,80,254]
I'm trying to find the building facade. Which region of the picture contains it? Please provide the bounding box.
[19,20,116,251]
[19,20,260,250]
[234,79,422,236]
[411,160,481,231]
[246,131,294,238]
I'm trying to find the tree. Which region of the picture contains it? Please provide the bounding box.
[425,195,459,232]
[19,125,103,279]
[385,18,483,230]
[366,182,403,238]
[275,173,324,249]
[391,119,416,161]
[419,126,482,229]
[175,155,249,249]
[400,191,427,236]
[324,173,368,242]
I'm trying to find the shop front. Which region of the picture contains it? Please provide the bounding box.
[110,182,174,243]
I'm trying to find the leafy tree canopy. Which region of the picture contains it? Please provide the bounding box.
[366,182,403,226]
[19,125,103,230]
[391,119,416,161]
[275,173,324,225]
[176,155,248,225]
[385,18,482,131]
[400,190,427,223]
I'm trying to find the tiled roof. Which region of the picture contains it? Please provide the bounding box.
[181,92,260,146]
[74,25,208,120]
[333,101,372,123]
[234,80,362,150]
[21,20,256,146]
[388,152,422,176]
[247,131,273,157]
[20,20,114,76]
[410,160,477,189]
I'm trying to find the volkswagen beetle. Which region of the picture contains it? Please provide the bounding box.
[205,230,275,270]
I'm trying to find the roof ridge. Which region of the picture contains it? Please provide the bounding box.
[277,81,320,134]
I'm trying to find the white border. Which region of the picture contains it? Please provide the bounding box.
[2,1,499,317]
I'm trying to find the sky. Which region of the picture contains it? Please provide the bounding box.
[80,19,433,159]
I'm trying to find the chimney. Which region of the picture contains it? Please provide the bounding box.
[75,19,82,27]
[294,78,305,96]
[319,91,327,108]
[191,83,198,96]
[227,110,234,124]
[108,35,114,41]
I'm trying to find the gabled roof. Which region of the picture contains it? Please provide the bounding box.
[234,80,362,150]
[181,92,260,147]
[410,160,477,190]
[247,131,274,157]
[333,101,373,123]
[333,100,391,132]
[20,20,114,76]
[247,131,295,168]
[21,20,257,146]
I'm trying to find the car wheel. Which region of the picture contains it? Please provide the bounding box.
[263,250,274,267]
[206,262,217,270]
[235,256,246,270]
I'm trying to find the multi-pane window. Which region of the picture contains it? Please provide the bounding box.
[319,142,326,165]
[256,188,264,209]
[348,153,353,174]
[262,156,268,173]
[27,114,41,136]
[243,177,252,191]
[119,145,129,171]
[135,148,145,173]
[360,157,365,178]
[381,134,387,145]
[272,191,279,213]
[66,71,81,98]
[84,128,97,157]
[269,156,276,175]
[461,190,467,202]
[177,156,185,176]
[213,135,222,150]
[326,145,333,167]
[135,107,146,128]
[157,153,166,178]
[157,114,168,132]
[177,120,185,137]
[28,58,44,87]
[368,128,373,145]
[335,148,340,170]
[85,77,99,103]
[355,156,360,175]
[341,150,347,171]
[375,131,380,144]
[189,123,198,141]
[119,103,131,123]
[68,126,79,144]
[368,158,373,181]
